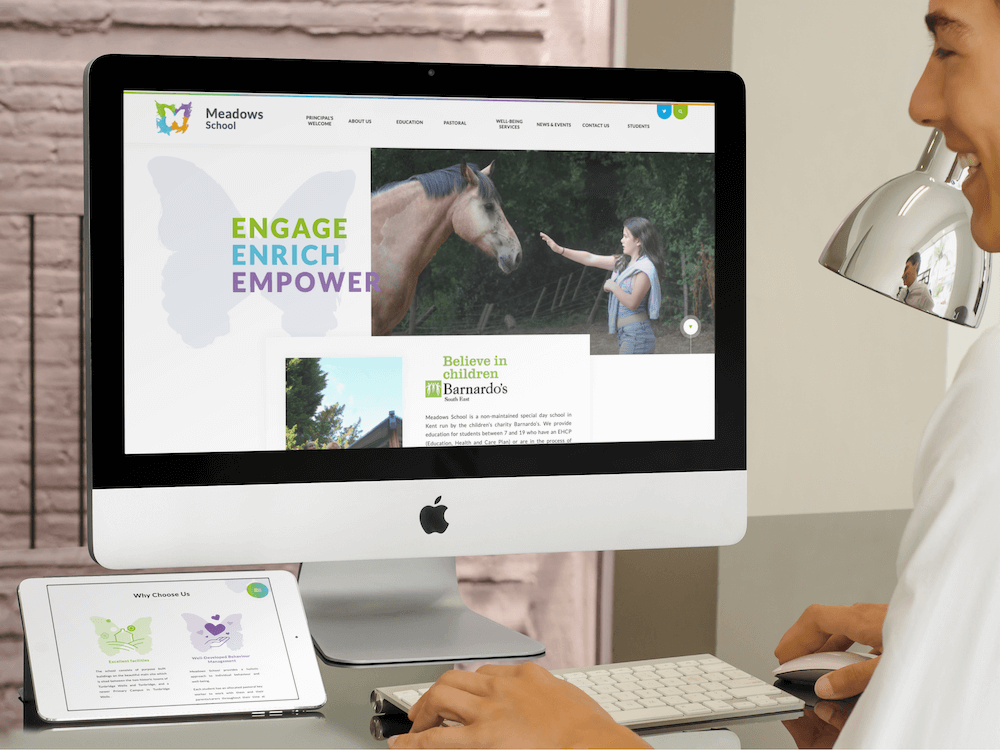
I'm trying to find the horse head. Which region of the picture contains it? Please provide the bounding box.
[450,161,522,274]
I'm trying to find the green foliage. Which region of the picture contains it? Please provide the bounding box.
[371,148,716,331]
[285,358,361,449]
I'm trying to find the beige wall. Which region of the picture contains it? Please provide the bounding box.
[733,0,950,516]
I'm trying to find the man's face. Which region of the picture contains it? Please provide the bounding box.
[910,0,1000,253]
[903,260,918,287]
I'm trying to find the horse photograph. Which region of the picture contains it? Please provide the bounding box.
[370,149,715,355]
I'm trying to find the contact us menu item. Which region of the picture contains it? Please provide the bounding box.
[45,578,299,712]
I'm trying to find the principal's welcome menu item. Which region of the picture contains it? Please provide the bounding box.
[43,576,300,713]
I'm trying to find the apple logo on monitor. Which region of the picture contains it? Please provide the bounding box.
[419,496,449,534]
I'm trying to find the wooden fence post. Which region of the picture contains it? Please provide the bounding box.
[573,268,586,300]
[550,276,564,312]
[559,273,572,307]
[477,303,494,333]
[532,287,546,319]
[588,272,611,325]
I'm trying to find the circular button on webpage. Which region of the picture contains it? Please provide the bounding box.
[247,582,269,598]
[681,316,701,339]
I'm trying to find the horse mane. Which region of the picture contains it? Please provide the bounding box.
[372,163,501,204]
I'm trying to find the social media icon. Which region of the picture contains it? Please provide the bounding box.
[656,105,672,120]
[673,104,689,120]
[247,583,269,598]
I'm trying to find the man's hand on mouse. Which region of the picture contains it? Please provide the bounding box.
[775,603,887,700]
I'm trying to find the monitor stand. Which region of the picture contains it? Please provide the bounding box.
[298,557,546,667]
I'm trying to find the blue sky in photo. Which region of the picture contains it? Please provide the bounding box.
[317,357,403,437]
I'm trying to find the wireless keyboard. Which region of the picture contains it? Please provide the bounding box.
[372,654,805,732]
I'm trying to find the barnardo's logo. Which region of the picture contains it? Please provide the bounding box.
[425,381,442,398]
[156,101,192,135]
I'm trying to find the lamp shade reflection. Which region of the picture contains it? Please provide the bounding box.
[819,129,990,327]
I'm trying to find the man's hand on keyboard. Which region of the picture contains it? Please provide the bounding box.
[386,662,650,749]
[775,603,887,699]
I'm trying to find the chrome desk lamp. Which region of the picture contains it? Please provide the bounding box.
[819,129,990,326]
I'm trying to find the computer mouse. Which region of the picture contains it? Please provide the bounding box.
[772,651,876,686]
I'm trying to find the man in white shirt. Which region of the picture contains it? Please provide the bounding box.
[896,252,935,312]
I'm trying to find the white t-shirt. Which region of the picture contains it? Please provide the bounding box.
[836,325,1000,747]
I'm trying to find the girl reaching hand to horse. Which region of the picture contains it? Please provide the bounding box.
[540,217,664,354]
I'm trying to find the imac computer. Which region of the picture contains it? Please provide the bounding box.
[84,56,746,666]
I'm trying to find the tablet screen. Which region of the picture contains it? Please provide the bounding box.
[44,576,300,713]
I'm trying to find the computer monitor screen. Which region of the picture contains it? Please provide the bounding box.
[85,56,746,573]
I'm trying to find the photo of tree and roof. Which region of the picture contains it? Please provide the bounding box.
[371,149,715,355]
[285,357,403,450]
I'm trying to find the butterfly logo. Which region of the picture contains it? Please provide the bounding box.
[181,613,244,652]
[90,617,153,656]
[147,157,356,348]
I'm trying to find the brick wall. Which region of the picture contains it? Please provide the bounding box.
[0,0,614,731]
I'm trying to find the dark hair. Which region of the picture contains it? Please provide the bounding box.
[907,251,921,271]
[616,217,665,285]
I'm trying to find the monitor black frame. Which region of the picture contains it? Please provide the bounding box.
[84,54,746,491]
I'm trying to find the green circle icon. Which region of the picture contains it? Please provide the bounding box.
[247,582,269,598]
[673,104,689,120]
[127,625,135,631]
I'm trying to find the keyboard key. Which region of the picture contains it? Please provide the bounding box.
[680,684,707,695]
[732,701,756,710]
[653,663,677,670]
[728,685,781,698]
[661,695,689,706]
[724,678,764,689]
[655,668,682,678]
[563,672,586,679]
[701,682,726,692]
[685,693,710,703]
[678,666,703,675]
[588,670,610,676]
[699,658,722,664]
[613,691,640,702]
[581,687,597,696]
[567,678,594,688]
[724,670,751,680]
[636,680,662,689]
[611,705,684,723]
[659,678,684,687]
[705,691,733,701]
[611,668,634,675]
[639,698,665,707]
[615,701,643,710]
[591,675,617,685]
[700,662,733,674]
[705,701,733,712]
[636,689,661,699]
[683,675,707,684]
[604,704,621,712]
[595,694,617,705]
[678,703,712,716]
[777,696,801,705]
[678,661,701,667]
[633,665,656,673]
[595,685,618,695]
[656,688,684,695]
[749,696,778,707]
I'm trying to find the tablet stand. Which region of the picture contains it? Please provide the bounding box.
[298,557,545,666]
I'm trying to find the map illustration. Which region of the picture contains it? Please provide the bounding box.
[89,616,153,656]
[181,613,244,652]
